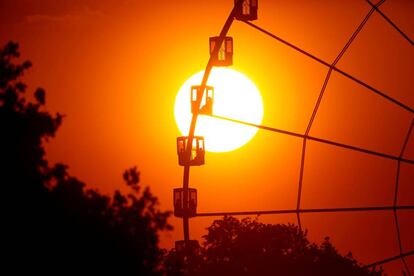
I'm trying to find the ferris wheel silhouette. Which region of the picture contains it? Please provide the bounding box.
[172,0,414,273]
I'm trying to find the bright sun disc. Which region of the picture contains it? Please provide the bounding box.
[174,68,263,152]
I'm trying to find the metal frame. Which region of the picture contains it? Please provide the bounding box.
[176,0,414,272]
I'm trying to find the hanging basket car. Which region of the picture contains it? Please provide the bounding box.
[175,240,200,256]
[209,36,233,66]
[173,188,197,218]
[191,85,214,115]
[176,136,205,166]
[234,0,258,21]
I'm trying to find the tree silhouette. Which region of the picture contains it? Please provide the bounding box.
[1,42,172,274]
[165,216,383,275]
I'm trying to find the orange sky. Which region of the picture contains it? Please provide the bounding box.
[1,0,413,273]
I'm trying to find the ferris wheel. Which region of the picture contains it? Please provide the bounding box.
[172,0,414,273]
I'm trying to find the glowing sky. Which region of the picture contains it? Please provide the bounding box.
[1,0,413,273]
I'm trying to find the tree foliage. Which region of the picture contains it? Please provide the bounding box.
[1,41,171,274]
[165,216,383,275]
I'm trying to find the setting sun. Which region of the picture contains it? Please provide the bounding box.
[174,68,264,152]
[3,0,413,273]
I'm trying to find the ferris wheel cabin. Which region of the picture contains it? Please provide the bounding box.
[209,36,233,66]
[176,136,205,166]
[173,187,197,218]
[175,240,200,255]
[191,85,214,115]
[235,0,258,21]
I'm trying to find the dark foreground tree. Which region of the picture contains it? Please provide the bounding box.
[1,42,171,274]
[165,216,383,275]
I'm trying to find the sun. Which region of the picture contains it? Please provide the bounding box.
[174,68,263,152]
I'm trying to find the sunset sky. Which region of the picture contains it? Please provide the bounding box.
[1,0,413,273]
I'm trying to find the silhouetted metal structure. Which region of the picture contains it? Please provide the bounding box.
[365,0,413,47]
[176,136,205,166]
[207,114,414,164]
[234,0,258,21]
[174,0,414,273]
[191,85,214,115]
[209,36,233,66]
[173,188,197,217]
[174,0,243,257]
[175,240,200,256]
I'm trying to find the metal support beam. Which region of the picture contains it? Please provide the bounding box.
[195,205,414,217]
[180,0,244,247]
